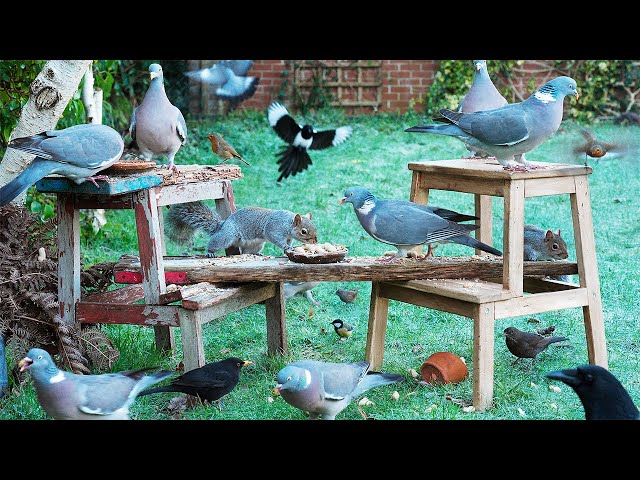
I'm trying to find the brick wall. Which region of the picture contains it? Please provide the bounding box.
[187,60,554,116]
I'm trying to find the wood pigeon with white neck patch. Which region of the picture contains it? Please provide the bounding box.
[339,186,502,257]
[128,63,187,172]
[273,359,403,420]
[18,348,174,420]
[406,76,579,170]
[267,102,353,182]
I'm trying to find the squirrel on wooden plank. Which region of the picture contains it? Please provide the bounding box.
[523,224,571,282]
[165,201,317,257]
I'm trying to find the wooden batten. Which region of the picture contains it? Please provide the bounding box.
[77,303,182,326]
[493,288,589,319]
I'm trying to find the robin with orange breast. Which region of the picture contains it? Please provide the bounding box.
[207,132,250,166]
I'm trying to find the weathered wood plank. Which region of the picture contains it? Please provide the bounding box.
[134,189,166,302]
[264,283,287,355]
[525,176,576,197]
[181,282,273,311]
[179,310,205,371]
[503,179,525,294]
[474,194,493,256]
[113,254,579,283]
[378,282,477,318]
[408,158,592,180]
[385,278,516,303]
[366,282,390,371]
[37,174,162,195]
[57,193,81,328]
[473,303,495,411]
[494,288,589,319]
[156,181,225,206]
[81,284,145,304]
[77,303,181,326]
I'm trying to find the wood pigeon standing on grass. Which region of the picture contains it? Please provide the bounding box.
[18,348,174,420]
[267,102,353,182]
[128,63,187,172]
[273,359,403,420]
[0,123,124,206]
[406,76,579,171]
[339,186,502,258]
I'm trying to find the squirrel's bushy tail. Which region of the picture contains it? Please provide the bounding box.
[165,201,223,244]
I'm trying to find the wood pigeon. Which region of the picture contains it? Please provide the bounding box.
[406,76,579,170]
[186,62,259,104]
[218,60,254,77]
[273,359,403,420]
[339,186,502,258]
[128,63,187,172]
[0,123,124,206]
[18,348,174,420]
[138,357,253,404]
[546,365,640,420]
[267,102,353,182]
[284,281,321,305]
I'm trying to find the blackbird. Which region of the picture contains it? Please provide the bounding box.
[546,364,639,420]
[336,288,359,304]
[207,132,250,166]
[138,357,253,403]
[330,319,353,339]
[503,326,569,365]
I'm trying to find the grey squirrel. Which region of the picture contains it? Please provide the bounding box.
[523,224,571,282]
[165,201,318,256]
[284,281,321,305]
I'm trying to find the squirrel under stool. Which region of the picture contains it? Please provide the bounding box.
[523,224,571,282]
[165,201,318,256]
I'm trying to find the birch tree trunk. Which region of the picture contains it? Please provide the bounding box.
[0,60,92,204]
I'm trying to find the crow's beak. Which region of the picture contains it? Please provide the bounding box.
[545,368,580,387]
[242,361,253,367]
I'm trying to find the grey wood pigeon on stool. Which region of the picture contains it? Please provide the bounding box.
[339,186,502,258]
[18,347,174,420]
[406,76,579,171]
[128,63,187,172]
[0,123,124,206]
[273,359,403,420]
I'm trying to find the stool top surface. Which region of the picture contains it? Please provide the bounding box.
[408,158,592,179]
[36,164,243,196]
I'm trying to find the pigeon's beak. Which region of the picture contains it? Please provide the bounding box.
[150,72,158,81]
[476,63,482,71]
[545,368,580,387]
[338,197,346,205]
[242,361,253,367]
[18,357,33,372]
[573,90,579,100]
[273,384,282,396]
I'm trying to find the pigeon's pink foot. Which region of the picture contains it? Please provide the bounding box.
[163,162,179,173]
[502,164,530,172]
[86,175,110,188]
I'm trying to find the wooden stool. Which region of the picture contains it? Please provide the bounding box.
[366,158,607,411]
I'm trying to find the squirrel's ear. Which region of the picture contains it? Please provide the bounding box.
[544,230,554,241]
[303,212,312,220]
[556,228,561,236]
[293,213,302,226]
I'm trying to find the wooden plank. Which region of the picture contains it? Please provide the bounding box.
[264,282,287,356]
[365,282,390,371]
[493,288,589,319]
[571,175,608,367]
[73,195,135,210]
[378,283,477,318]
[503,179,525,294]
[134,189,166,302]
[417,173,504,196]
[81,284,145,304]
[57,193,81,328]
[472,303,495,411]
[181,282,273,310]
[179,310,206,371]
[408,158,592,179]
[524,176,576,197]
[113,254,579,283]
[77,303,181,326]
[474,194,493,256]
[155,164,243,186]
[155,181,225,206]
[37,173,161,195]
[385,278,515,303]
[485,276,581,294]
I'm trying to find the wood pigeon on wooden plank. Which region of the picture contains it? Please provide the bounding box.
[0,123,124,206]
[339,186,502,257]
[406,76,579,171]
[128,63,187,172]
[273,359,402,420]
[18,348,173,420]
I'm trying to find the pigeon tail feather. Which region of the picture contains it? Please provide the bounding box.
[0,160,55,206]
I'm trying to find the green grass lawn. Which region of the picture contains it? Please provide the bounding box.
[2,108,639,421]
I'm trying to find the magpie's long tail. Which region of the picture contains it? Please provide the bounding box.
[276,145,312,182]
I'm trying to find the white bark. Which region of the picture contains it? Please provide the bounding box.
[81,63,103,124]
[0,60,92,203]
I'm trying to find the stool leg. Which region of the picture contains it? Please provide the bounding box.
[215,180,240,256]
[474,194,493,256]
[153,205,175,353]
[57,193,81,330]
[265,282,287,355]
[503,179,525,295]
[366,282,390,371]
[472,303,495,411]
[409,172,429,256]
[571,176,608,367]
[179,309,205,372]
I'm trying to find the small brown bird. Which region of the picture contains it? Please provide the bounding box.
[503,326,569,365]
[536,325,556,336]
[336,287,359,304]
[207,133,250,166]
[330,319,353,339]
[572,129,624,165]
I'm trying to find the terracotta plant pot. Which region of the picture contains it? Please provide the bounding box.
[420,352,469,385]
